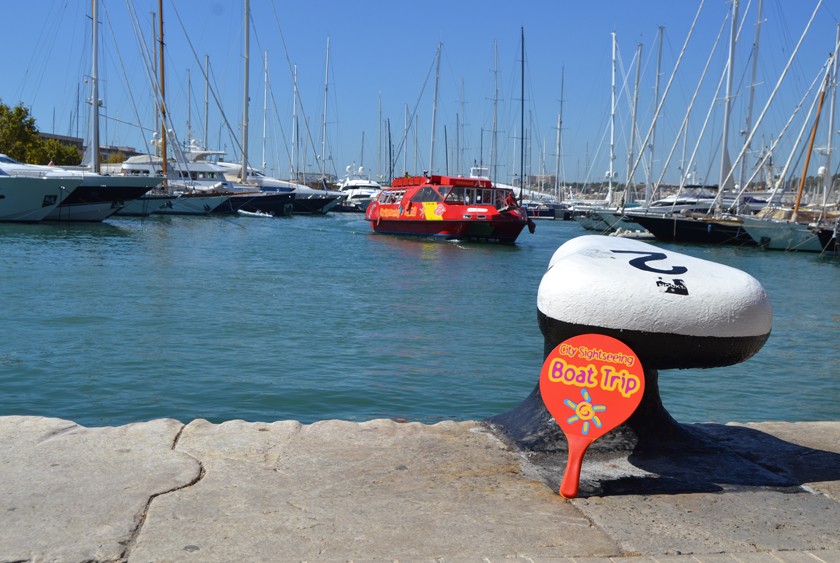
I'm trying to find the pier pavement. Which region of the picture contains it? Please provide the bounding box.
[1,415,839,562]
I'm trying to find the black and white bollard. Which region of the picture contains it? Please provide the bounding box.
[489,235,773,453]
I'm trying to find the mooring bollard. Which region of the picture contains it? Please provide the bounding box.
[489,235,773,457]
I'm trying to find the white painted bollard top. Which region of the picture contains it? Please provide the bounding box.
[537,235,772,370]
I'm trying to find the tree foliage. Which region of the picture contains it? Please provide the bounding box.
[0,100,81,165]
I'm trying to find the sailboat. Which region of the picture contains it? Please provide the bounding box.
[741,26,840,252]
[632,0,827,247]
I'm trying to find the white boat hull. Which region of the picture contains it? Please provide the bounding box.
[0,176,78,222]
[152,194,230,215]
[740,217,824,252]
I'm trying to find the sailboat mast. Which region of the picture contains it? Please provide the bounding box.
[719,0,739,193]
[519,27,525,195]
[459,80,465,174]
[151,12,158,143]
[186,68,191,144]
[555,66,564,196]
[240,0,250,183]
[377,93,382,180]
[90,0,100,173]
[403,104,408,174]
[321,37,330,176]
[262,51,268,171]
[739,0,763,193]
[204,55,209,150]
[429,42,442,174]
[158,0,167,185]
[291,65,297,179]
[793,65,831,222]
[627,42,643,185]
[491,40,499,181]
[648,26,664,187]
[607,31,617,201]
[821,24,840,207]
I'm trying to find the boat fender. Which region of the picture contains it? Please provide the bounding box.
[527,218,536,234]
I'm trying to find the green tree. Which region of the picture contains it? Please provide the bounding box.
[0,101,40,160]
[0,101,81,165]
[27,139,81,166]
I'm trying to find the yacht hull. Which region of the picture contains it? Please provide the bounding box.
[628,214,756,246]
[45,176,161,222]
[0,176,78,222]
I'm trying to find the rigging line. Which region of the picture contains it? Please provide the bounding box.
[103,2,153,156]
[768,57,832,202]
[651,12,728,196]
[123,0,166,144]
[740,60,826,201]
[265,67,294,170]
[658,10,731,209]
[247,7,289,174]
[715,0,825,208]
[624,0,705,191]
[268,4,327,177]
[124,0,190,175]
[167,0,244,163]
[391,49,440,173]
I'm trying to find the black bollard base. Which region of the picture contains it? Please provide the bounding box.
[486,366,709,455]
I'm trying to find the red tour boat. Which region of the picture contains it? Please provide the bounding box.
[364,174,534,244]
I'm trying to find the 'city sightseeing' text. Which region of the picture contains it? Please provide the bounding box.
[557,344,636,367]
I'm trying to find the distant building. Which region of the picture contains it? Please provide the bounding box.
[38,132,143,162]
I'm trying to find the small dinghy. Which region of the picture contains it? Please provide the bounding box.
[237,209,274,218]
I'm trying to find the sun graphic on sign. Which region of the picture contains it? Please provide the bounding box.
[563,389,607,436]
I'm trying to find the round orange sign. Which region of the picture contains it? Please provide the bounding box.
[539,333,645,497]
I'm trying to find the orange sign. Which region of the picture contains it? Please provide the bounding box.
[539,333,645,498]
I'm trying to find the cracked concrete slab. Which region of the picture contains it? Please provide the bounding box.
[572,488,840,556]
[729,421,840,500]
[129,418,619,561]
[0,416,201,562]
[2,417,839,561]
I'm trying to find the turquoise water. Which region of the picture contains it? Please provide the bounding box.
[0,214,837,427]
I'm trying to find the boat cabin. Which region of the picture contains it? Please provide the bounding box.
[380,175,515,209]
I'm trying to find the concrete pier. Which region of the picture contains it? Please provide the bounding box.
[1,415,839,562]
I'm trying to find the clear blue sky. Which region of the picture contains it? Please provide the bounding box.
[2,0,839,188]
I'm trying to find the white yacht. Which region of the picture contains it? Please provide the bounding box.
[0,154,160,221]
[109,142,294,216]
[334,166,381,212]
[0,172,81,222]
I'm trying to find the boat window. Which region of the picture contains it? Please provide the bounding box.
[378,190,404,204]
[446,187,467,203]
[411,186,443,202]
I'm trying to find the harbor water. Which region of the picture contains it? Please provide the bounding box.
[1,214,837,427]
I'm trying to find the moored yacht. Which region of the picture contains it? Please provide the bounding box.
[334,166,381,212]
[0,172,81,222]
[109,145,294,217]
[215,160,342,215]
[0,154,160,221]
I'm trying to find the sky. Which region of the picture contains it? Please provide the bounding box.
[2,0,839,189]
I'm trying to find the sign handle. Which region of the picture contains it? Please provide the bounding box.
[560,433,592,499]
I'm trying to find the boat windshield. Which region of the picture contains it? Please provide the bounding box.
[442,186,509,208]
[410,186,444,202]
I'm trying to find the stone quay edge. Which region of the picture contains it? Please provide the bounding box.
[1,416,839,562]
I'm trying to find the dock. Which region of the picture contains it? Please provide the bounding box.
[2,415,839,561]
